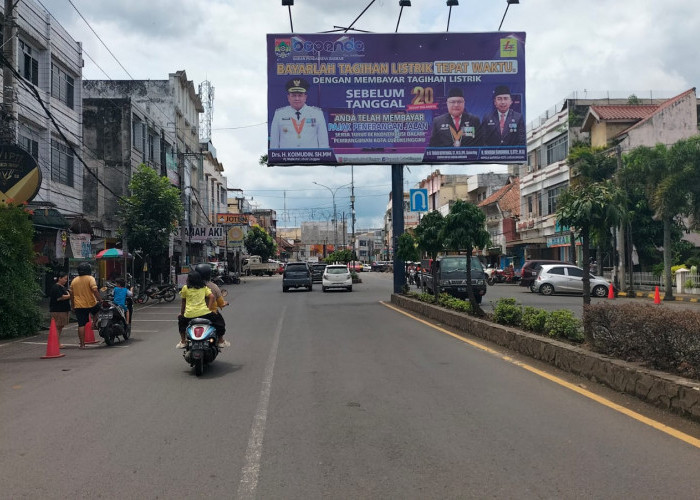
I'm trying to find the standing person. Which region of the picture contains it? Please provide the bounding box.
[480,85,526,146]
[112,278,132,325]
[269,78,329,149]
[428,88,481,147]
[69,262,101,349]
[195,264,230,348]
[176,270,218,349]
[48,272,71,346]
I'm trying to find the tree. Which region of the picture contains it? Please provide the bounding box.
[396,232,420,286]
[442,200,490,314]
[623,137,700,300]
[414,210,445,299]
[324,248,353,264]
[0,202,43,338]
[244,225,277,261]
[556,181,623,312]
[119,164,183,281]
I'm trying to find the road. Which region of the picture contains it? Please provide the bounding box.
[1,272,699,498]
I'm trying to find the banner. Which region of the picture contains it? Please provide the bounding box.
[181,226,224,242]
[267,32,526,166]
[69,233,92,259]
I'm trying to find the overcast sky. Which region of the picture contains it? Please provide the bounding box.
[38,0,699,229]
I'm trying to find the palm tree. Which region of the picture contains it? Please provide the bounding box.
[442,200,490,314]
[623,137,700,300]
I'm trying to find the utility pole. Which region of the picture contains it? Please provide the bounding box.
[615,145,627,292]
[2,0,17,143]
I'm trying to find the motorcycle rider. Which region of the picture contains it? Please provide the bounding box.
[176,270,223,349]
[194,263,230,348]
[70,262,102,349]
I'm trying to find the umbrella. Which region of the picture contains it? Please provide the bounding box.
[95,248,132,259]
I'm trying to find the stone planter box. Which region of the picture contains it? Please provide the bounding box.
[391,294,700,422]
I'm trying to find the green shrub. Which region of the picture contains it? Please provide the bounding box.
[0,203,43,338]
[671,264,687,275]
[418,292,435,303]
[684,278,694,289]
[493,298,522,326]
[544,310,583,342]
[521,306,548,333]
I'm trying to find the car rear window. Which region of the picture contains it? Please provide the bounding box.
[326,267,348,274]
[286,264,308,272]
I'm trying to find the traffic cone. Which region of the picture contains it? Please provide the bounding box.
[607,284,615,299]
[654,286,661,304]
[41,318,65,359]
[84,319,99,345]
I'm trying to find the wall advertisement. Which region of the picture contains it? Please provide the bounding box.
[267,32,526,166]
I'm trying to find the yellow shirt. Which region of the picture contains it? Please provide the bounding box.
[70,275,98,309]
[180,285,212,318]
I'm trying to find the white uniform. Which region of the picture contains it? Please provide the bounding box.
[269,104,329,148]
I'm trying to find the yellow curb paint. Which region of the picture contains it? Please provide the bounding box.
[381,301,700,450]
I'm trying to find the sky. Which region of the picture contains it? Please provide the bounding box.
[37,0,699,230]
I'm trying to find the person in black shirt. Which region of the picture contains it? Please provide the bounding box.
[49,272,71,345]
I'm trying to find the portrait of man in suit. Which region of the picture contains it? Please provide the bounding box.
[269,78,329,149]
[428,88,480,147]
[480,85,526,147]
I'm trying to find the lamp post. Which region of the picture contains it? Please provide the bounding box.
[498,0,519,31]
[313,181,351,250]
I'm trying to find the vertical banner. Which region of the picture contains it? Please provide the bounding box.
[267,32,526,166]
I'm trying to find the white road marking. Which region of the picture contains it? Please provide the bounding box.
[237,307,285,499]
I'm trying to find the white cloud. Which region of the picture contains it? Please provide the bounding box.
[37,0,699,229]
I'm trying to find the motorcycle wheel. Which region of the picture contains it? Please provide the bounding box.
[194,357,204,376]
[487,277,495,286]
[122,323,130,340]
[104,327,115,346]
[135,292,149,304]
[163,288,177,302]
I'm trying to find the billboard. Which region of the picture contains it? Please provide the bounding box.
[267,32,526,166]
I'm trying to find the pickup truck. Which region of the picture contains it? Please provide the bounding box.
[423,255,488,304]
[241,255,278,276]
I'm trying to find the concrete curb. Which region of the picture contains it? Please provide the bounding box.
[617,291,700,302]
[391,294,700,422]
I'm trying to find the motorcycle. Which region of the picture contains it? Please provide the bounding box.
[183,318,220,376]
[485,265,498,286]
[96,298,130,346]
[135,282,177,304]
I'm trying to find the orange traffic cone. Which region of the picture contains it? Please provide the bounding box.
[654,286,661,304]
[41,318,65,359]
[84,319,99,345]
[607,284,615,299]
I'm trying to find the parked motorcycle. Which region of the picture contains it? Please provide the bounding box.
[485,265,498,286]
[182,318,220,376]
[96,299,130,346]
[135,282,177,304]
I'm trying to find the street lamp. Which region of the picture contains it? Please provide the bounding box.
[498,0,519,31]
[313,181,351,250]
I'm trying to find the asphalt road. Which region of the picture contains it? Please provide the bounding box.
[1,272,699,498]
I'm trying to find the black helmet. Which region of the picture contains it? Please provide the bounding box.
[194,263,212,281]
[77,262,92,276]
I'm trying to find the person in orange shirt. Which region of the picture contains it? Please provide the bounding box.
[69,262,101,348]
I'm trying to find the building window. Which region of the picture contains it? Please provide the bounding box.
[20,40,39,86]
[546,134,568,165]
[547,184,565,215]
[19,135,39,161]
[51,139,74,187]
[51,64,74,109]
[133,118,144,152]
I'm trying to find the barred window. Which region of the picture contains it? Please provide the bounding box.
[51,139,74,187]
[51,64,74,109]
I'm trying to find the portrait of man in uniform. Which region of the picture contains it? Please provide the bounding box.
[480,85,526,147]
[269,78,329,149]
[428,88,480,147]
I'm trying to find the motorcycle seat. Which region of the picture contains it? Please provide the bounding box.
[188,318,212,326]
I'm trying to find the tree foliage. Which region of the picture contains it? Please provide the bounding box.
[244,225,277,261]
[414,210,445,299]
[119,164,183,267]
[324,249,353,263]
[442,200,490,314]
[0,203,43,338]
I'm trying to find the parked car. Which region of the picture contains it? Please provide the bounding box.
[282,262,313,292]
[311,263,327,283]
[322,264,352,292]
[532,264,611,297]
[519,259,571,291]
[348,262,363,273]
[362,263,372,272]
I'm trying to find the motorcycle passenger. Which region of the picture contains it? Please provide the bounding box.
[176,270,219,349]
[194,263,230,348]
[69,262,102,349]
[112,278,132,325]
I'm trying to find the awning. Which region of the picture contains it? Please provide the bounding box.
[30,208,69,229]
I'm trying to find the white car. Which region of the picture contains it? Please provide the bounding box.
[362,264,371,272]
[533,264,612,297]
[322,264,353,292]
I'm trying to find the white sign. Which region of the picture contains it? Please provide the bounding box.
[70,233,92,259]
[181,226,224,242]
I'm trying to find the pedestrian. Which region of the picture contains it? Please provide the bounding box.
[176,270,218,349]
[590,257,599,275]
[49,272,71,346]
[69,262,101,349]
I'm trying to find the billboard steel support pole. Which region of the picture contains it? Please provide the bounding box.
[391,164,405,293]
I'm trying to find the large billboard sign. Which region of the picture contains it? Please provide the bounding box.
[267,32,526,166]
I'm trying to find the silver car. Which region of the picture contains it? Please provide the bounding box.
[532,264,611,297]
